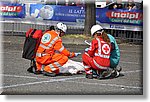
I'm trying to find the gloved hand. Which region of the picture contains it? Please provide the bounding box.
[85,48,89,52]
[75,52,81,57]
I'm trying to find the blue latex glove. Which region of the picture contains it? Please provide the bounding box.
[75,52,81,57]
[85,48,89,52]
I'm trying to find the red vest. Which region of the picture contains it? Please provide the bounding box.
[95,37,111,59]
[88,37,111,67]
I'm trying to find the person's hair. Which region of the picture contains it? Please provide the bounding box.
[49,25,55,31]
[97,31,110,44]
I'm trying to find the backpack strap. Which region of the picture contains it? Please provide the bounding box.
[29,29,36,37]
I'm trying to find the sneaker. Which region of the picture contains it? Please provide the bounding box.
[116,66,122,72]
[111,69,120,78]
[85,70,93,79]
[86,74,93,79]
[42,71,56,77]
[98,68,112,79]
[92,69,99,78]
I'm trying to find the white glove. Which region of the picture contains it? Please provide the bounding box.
[85,48,89,52]
[75,52,81,57]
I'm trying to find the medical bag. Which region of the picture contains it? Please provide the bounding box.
[22,28,43,60]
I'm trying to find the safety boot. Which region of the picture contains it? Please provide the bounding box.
[42,71,56,77]
[98,68,112,80]
[110,66,122,78]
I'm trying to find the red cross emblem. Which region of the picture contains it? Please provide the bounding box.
[102,44,110,54]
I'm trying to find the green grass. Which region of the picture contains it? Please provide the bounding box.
[63,34,93,40]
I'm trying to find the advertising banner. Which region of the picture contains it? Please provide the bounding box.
[30,4,143,31]
[0,2,26,18]
[30,4,85,22]
[96,8,143,26]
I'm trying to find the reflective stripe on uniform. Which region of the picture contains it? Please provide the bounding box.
[47,62,63,72]
[48,64,57,71]
[36,53,47,57]
[36,53,42,57]
[84,65,91,71]
[41,65,45,71]
[85,52,90,57]
[94,53,109,58]
[84,65,90,68]
[54,62,64,70]
[96,38,102,56]
[39,43,49,49]
[39,36,59,49]
[93,59,108,70]
[58,46,65,52]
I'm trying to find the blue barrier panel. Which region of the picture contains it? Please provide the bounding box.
[96,8,143,26]
[30,4,142,26]
[0,2,26,18]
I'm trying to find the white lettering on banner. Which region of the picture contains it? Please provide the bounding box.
[110,24,124,29]
[110,12,140,19]
[74,10,85,14]
[0,6,22,12]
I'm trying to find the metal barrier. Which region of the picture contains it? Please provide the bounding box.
[1,21,143,44]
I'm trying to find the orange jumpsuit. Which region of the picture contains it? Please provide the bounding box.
[35,30,75,74]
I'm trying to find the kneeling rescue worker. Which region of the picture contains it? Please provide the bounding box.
[35,22,81,76]
[82,24,121,79]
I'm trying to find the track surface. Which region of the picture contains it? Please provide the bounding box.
[1,36,143,95]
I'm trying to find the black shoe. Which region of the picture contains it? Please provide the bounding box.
[86,74,93,79]
[116,66,122,72]
[92,69,99,78]
[111,70,120,78]
[109,66,122,78]
[33,70,43,75]
[27,66,42,74]
[110,68,120,78]
[98,69,112,80]
[27,66,34,73]
[42,71,56,77]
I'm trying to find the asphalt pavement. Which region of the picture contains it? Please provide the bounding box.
[1,35,143,95]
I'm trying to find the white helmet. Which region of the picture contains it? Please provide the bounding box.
[56,22,67,33]
[91,25,103,36]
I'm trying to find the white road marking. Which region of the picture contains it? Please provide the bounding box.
[0,70,142,80]
[0,69,142,89]
[0,77,84,89]
[65,81,142,89]
[121,70,142,74]
[0,74,41,79]
[120,50,141,53]
[120,61,140,65]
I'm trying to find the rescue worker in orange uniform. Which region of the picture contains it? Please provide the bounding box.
[82,25,121,79]
[35,22,81,76]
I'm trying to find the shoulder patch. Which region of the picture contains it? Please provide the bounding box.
[41,33,51,43]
